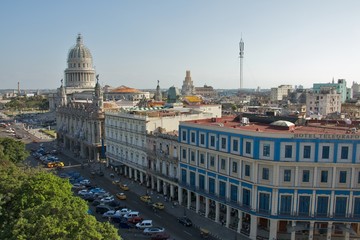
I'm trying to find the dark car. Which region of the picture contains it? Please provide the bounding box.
[92,200,101,207]
[150,232,170,240]
[83,194,96,202]
[119,221,134,229]
[177,216,192,226]
[95,205,113,214]
[107,200,126,210]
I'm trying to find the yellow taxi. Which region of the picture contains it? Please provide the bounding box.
[119,184,129,191]
[140,195,152,203]
[116,192,126,200]
[112,180,121,186]
[152,202,165,210]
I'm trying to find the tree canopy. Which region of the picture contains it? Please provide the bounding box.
[0,137,29,164]
[0,139,120,240]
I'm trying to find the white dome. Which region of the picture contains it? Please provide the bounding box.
[67,34,92,61]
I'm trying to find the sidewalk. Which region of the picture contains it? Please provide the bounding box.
[60,148,249,240]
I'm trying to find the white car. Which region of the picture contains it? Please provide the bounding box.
[100,196,114,203]
[80,179,91,185]
[143,227,165,235]
[78,189,89,196]
[102,210,117,218]
[136,220,153,229]
[72,183,86,190]
[116,208,132,216]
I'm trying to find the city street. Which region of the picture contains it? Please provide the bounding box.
[21,129,219,240]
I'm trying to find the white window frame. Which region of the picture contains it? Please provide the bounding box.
[280,142,296,161]
[260,141,274,160]
[318,143,334,162]
[230,137,240,154]
[337,143,352,163]
[299,142,315,162]
[243,138,253,158]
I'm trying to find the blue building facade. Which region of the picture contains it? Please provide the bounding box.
[178,119,360,239]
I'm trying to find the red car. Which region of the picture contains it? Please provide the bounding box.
[151,232,170,240]
[128,216,143,224]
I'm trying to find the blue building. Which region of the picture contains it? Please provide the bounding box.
[313,79,349,103]
[178,116,360,240]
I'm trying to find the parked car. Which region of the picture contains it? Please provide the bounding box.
[119,221,134,229]
[152,202,165,210]
[101,196,115,203]
[72,183,86,190]
[143,227,165,235]
[80,179,91,186]
[136,220,153,229]
[83,193,96,202]
[150,232,170,240]
[95,205,113,214]
[102,210,118,218]
[177,216,192,226]
[107,200,126,210]
[116,208,132,216]
[127,216,143,224]
[92,200,101,207]
[116,192,126,200]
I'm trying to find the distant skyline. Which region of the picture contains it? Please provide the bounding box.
[1,1,360,90]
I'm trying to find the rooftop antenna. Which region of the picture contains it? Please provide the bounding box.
[239,36,244,90]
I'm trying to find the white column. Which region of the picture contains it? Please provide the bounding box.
[311,190,316,216]
[205,197,209,218]
[237,210,242,233]
[157,179,161,192]
[291,221,296,240]
[271,189,278,215]
[163,182,167,195]
[269,219,278,240]
[170,185,175,199]
[329,191,335,217]
[226,205,231,228]
[187,190,191,209]
[178,187,183,205]
[344,223,350,240]
[309,221,315,240]
[151,177,155,190]
[326,222,333,240]
[249,215,257,239]
[215,201,220,223]
[195,193,200,213]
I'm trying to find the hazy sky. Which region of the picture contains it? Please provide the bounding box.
[1,0,360,90]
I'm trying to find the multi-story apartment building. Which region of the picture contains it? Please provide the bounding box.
[270,85,293,102]
[306,89,341,117]
[178,116,360,240]
[104,105,221,198]
[313,79,351,103]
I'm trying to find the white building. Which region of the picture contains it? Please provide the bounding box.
[49,34,97,111]
[270,85,293,101]
[306,88,341,117]
[105,106,221,198]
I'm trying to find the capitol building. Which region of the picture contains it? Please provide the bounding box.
[49,34,98,111]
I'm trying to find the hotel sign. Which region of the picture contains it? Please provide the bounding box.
[294,134,360,140]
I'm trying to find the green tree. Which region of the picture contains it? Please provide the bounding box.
[0,163,120,240]
[0,137,29,164]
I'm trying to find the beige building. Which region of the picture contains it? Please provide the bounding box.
[195,85,217,98]
[105,106,221,198]
[306,89,341,117]
[270,85,293,101]
[104,85,150,102]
